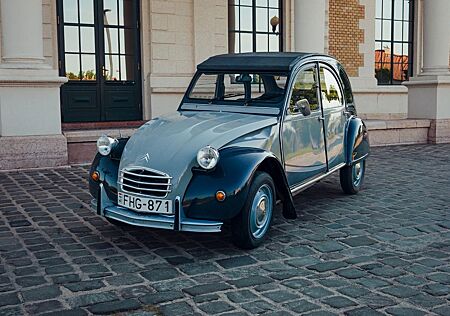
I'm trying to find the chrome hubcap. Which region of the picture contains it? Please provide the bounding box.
[250,184,273,239]
[353,162,363,186]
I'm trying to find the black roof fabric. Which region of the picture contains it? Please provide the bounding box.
[197,52,315,73]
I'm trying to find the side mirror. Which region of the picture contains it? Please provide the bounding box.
[293,99,311,116]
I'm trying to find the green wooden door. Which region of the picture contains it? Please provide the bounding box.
[57,0,142,122]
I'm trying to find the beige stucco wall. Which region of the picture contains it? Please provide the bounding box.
[4,0,442,124]
[147,0,229,117]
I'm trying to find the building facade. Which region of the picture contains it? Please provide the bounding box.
[0,0,449,170]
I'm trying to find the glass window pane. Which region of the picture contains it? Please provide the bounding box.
[383,0,392,19]
[105,54,120,80]
[403,22,410,41]
[64,26,80,53]
[63,0,78,23]
[268,0,279,8]
[393,43,402,56]
[65,54,80,79]
[402,43,409,57]
[189,74,217,99]
[394,0,403,20]
[120,29,135,55]
[290,67,319,112]
[269,35,279,52]
[376,0,382,18]
[256,0,267,7]
[104,28,119,54]
[256,8,268,32]
[240,33,252,52]
[403,0,409,20]
[119,0,134,26]
[319,68,343,109]
[120,55,135,81]
[104,0,118,26]
[394,21,403,41]
[81,54,96,80]
[80,27,95,53]
[382,20,391,40]
[79,0,94,24]
[240,6,252,32]
[375,19,382,40]
[256,34,268,52]
[240,0,252,6]
[269,9,279,33]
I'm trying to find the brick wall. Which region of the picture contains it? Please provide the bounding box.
[328,0,365,77]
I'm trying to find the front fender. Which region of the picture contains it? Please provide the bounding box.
[89,138,128,204]
[345,117,370,165]
[183,147,289,221]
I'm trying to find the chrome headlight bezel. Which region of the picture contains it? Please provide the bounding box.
[96,135,118,156]
[196,146,220,170]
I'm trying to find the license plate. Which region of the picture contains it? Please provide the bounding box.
[118,192,173,214]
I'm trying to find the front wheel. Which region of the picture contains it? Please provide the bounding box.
[232,172,275,249]
[340,160,366,194]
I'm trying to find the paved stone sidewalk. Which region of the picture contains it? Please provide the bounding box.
[0,144,449,316]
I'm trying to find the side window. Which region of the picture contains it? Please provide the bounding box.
[338,65,354,105]
[289,67,319,113]
[319,67,343,109]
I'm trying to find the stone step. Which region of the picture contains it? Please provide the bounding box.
[65,119,432,165]
[365,119,431,147]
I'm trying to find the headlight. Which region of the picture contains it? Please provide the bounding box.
[197,146,219,170]
[96,135,117,156]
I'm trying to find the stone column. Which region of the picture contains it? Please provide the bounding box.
[0,0,68,169]
[294,0,326,53]
[405,0,450,143]
[1,0,45,66]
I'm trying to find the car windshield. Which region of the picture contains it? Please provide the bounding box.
[184,72,288,108]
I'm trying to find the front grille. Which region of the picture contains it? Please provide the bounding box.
[119,167,172,198]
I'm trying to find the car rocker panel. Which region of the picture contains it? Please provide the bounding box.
[89,52,370,249]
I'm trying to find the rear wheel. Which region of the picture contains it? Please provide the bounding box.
[232,172,275,249]
[340,160,366,194]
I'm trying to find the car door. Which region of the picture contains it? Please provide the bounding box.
[282,64,327,187]
[318,64,346,168]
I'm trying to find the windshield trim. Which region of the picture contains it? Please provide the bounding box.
[181,103,280,116]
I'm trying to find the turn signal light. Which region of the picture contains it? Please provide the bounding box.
[216,191,226,202]
[91,171,100,182]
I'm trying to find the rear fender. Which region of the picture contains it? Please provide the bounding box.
[345,117,370,165]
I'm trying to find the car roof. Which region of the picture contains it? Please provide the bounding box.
[197,52,330,73]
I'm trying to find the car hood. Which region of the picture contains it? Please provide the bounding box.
[119,111,278,195]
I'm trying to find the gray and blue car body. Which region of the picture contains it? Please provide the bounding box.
[89,52,370,248]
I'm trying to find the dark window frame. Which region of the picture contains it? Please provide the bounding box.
[375,0,414,85]
[57,0,140,83]
[228,0,284,53]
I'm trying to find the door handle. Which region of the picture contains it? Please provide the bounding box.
[318,116,325,122]
[343,110,352,116]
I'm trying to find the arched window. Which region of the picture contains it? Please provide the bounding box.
[375,0,414,85]
[228,0,283,53]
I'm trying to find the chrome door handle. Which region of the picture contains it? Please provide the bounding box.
[318,116,324,122]
[343,110,352,116]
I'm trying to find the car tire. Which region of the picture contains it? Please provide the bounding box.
[340,159,366,195]
[231,171,275,249]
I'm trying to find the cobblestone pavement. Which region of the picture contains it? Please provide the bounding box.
[0,144,449,316]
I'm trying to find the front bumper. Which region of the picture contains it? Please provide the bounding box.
[93,183,222,233]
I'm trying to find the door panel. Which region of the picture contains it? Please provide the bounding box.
[318,66,346,168]
[282,65,327,187]
[58,0,142,123]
